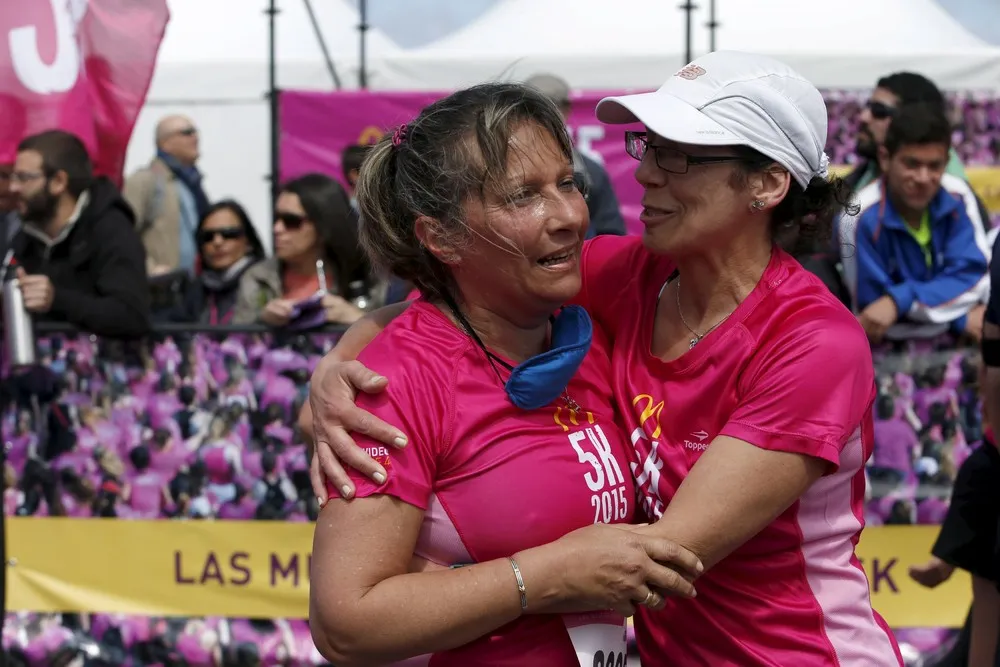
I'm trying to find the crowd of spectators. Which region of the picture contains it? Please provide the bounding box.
[2,330,335,666]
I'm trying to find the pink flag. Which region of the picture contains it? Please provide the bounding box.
[0,0,169,184]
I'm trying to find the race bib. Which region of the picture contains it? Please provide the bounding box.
[563,611,628,667]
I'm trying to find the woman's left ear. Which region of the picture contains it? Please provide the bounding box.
[752,167,791,211]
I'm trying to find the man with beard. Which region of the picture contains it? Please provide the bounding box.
[7,130,150,337]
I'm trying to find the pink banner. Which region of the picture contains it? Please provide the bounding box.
[0,0,170,183]
[281,90,647,234]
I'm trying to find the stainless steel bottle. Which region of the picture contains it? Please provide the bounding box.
[2,275,36,367]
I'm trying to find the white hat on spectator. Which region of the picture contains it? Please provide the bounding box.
[596,51,830,188]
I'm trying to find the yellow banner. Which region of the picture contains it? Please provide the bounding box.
[830,165,1000,214]
[5,518,971,627]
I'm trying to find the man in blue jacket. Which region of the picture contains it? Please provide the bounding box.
[838,103,990,343]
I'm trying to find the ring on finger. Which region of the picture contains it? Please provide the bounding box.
[642,590,654,606]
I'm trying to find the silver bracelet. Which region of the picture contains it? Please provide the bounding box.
[508,556,527,611]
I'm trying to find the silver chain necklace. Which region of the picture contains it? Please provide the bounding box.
[675,277,733,349]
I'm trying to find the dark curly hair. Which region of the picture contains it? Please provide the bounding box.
[729,147,858,256]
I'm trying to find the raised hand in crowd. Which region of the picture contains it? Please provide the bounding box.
[965,304,986,342]
[16,266,54,313]
[320,293,364,325]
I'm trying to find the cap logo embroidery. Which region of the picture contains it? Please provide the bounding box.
[675,64,706,80]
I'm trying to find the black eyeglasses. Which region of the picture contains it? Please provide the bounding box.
[624,132,751,174]
[10,171,46,184]
[198,227,245,244]
[275,212,308,230]
[175,127,198,137]
[866,100,896,120]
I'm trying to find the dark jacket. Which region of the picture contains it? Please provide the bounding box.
[0,210,20,259]
[12,177,151,337]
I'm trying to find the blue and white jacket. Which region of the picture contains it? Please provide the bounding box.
[837,173,990,334]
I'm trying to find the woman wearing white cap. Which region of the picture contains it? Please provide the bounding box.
[304,51,903,666]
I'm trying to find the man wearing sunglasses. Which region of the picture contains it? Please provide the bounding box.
[848,72,970,196]
[123,115,209,277]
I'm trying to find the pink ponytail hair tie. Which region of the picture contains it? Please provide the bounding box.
[392,124,408,147]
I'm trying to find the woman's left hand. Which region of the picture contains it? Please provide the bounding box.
[322,294,365,325]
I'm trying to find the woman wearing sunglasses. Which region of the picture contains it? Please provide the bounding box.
[304,52,904,666]
[233,173,380,327]
[169,199,265,324]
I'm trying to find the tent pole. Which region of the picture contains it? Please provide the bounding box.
[707,0,718,52]
[267,0,280,205]
[680,1,697,64]
[359,0,369,89]
[303,0,342,89]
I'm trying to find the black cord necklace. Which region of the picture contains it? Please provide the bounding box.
[437,291,581,413]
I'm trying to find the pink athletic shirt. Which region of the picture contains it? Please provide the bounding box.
[339,300,636,667]
[578,236,902,667]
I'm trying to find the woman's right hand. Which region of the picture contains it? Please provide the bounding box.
[260,298,295,327]
[519,523,703,618]
[307,355,409,504]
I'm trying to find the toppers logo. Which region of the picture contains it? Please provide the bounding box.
[675,64,707,81]
[632,394,665,440]
[553,405,595,432]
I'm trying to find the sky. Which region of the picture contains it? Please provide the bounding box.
[345,0,497,48]
[348,0,1000,49]
[936,0,1000,44]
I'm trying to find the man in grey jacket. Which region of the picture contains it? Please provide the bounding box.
[525,74,626,238]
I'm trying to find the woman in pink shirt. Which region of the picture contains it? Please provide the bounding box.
[305,52,903,666]
[307,82,701,666]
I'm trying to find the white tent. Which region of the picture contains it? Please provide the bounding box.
[124,0,401,250]
[374,0,1000,92]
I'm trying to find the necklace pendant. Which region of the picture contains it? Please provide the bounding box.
[563,394,581,413]
[689,337,699,349]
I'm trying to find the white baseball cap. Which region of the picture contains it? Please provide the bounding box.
[595,51,830,188]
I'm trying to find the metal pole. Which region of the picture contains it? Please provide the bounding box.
[707,0,718,52]
[359,0,369,89]
[680,1,697,64]
[266,0,280,205]
[303,0,342,89]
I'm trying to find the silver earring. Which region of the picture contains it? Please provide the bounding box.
[751,199,765,211]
